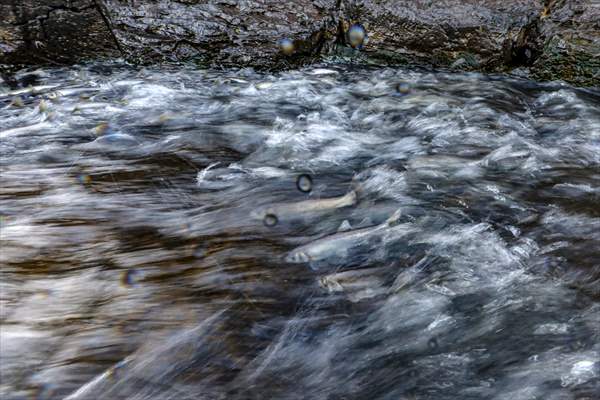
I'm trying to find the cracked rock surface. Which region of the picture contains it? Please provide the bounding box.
[337,0,545,71]
[1,1,598,87]
[0,0,120,66]
[100,0,338,68]
[531,0,600,86]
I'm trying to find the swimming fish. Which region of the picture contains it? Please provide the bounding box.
[0,122,52,139]
[285,209,411,265]
[1,84,59,97]
[252,190,357,223]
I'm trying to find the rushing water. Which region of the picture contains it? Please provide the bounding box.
[1,64,599,400]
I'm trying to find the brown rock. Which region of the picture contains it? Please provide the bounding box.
[99,0,339,68]
[336,0,545,70]
[531,0,600,86]
[0,0,119,66]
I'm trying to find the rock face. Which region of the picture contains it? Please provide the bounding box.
[1,0,598,86]
[99,0,338,68]
[531,0,600,86]
[0,0,120,66]
[338,0,545,71]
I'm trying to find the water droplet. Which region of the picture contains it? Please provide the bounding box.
[397,82,411,95]
[34,383,55,399]
[279,38,295,56]
[94,122,112,136]
[77,174,91,185]
[120,269,136,287]
[428,337,438,350]
[296,174,313,193]
[263,213,278,227]
[348,24,366,49]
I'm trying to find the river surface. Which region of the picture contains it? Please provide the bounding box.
[1,64,599,400]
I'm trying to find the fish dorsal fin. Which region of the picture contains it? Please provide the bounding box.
[338,220,352,232]
[385,209,402,227]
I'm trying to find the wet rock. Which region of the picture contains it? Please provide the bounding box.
[99,0,339,68]
[336,0,544,71]
[0,1,120,71]
[1,0,598,86]
[531,0,600,86]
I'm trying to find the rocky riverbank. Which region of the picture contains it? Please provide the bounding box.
[1,0,598,86]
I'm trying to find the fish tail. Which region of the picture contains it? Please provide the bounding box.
[385,209,402,226]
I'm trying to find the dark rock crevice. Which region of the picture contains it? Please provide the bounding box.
[91,0,125,56]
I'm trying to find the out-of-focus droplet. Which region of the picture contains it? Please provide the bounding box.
[279,38,295,56]
[427,337,438,350]
[264,213,278,227]
[296,174,313,193]
[94,122,110,136]
[193,245,205,258]
[34,383,55,399]
[77,174,92,185]
[348,24,366,49]
[397,82,411,95]
[120,269,136,287]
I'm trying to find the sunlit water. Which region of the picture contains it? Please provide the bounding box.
[1,64,599,400]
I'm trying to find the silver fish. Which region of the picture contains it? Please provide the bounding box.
[252,190,357,221]
[1,84,59,97]
[285,210,410,264]
[0,122,52,139]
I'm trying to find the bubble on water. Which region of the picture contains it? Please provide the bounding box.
[77,174,92,185]
[397,82,411,95]
[263,213,278,227]
[427,337,439,350]
[296,174,313,193]
[120,269,136,287]
[279,38,295,56]
[348,24,366,48]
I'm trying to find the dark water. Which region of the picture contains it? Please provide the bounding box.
[1,64,599,400]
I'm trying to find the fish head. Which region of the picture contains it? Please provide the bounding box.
[285,249,311,264]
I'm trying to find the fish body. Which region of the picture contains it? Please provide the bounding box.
[285,210,410,265]
[1,84,59,97]
[0,122,51,139]
[252,190,357,221]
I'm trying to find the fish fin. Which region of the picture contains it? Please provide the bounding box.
[338,220,352,232]
[385,209,402,227]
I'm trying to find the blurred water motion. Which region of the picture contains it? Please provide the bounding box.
[1,64,599,400]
